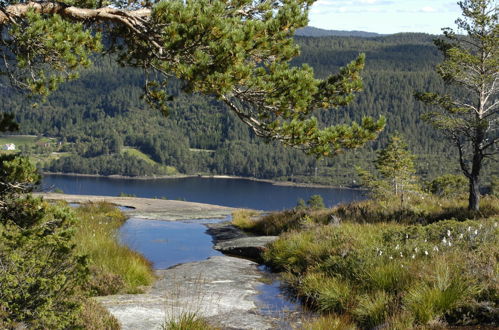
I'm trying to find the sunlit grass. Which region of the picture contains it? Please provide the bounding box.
[73,202,155,294]
[300,314,356,330]
[231,209,260,230]
[235,195,499,237]
[163,312,219,330]
[122,147,177,175]
[263,217,498,328]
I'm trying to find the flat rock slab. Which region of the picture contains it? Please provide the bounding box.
[207,222,278,260]
[206,221,250,241]
[96,256,275,330]
[37,193,234,220]
[214,237,279,260]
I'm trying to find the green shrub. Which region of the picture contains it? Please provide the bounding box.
[76,298,120,330]
[307,194,325,209]
[427,174,467,197]
[0,199,88,329]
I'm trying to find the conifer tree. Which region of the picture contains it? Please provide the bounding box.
[357,134,419,206]
[417,0,498,211]
[0,0,385,156]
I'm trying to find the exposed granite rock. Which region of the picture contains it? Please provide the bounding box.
[206,222,249,241]
[96,256,275,330]
[214,236,279,260]
[37,193,234,220]
[206,222,278,260]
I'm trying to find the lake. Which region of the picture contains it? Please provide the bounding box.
[42,175,365,210]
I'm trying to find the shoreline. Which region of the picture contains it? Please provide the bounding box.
[37,192,235,221]
[42,172,364,190]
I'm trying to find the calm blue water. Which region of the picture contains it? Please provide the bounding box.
[42,175,365,210]
[119,218,224,269]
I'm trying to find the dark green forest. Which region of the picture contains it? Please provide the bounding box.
[1,33,496,186]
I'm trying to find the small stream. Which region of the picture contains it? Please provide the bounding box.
[119,217,306,326]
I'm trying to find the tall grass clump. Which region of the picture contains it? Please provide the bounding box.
[263,218,498,328]
[301,314,356,330]
[353,291,391,328]
[231,209,260,230]
[299,273,352,313]
[163,312,219,330]
[237,207,338,236]
[73,202,154,294]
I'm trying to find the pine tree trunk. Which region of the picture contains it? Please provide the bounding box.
[468,175,480,212]
[468,123,484,212]
[468,152,482,211]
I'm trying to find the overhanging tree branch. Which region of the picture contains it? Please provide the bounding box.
[0,0,385,156]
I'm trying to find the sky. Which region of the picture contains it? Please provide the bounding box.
[308,0,463,35]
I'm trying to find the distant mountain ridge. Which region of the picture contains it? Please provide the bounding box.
[296,26,384,38]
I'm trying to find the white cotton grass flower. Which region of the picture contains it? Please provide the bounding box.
[412,254,416,259]
[389,256,393,260]
[474,229,478,235]
[442,237,447,244]
[406,234,409,239]
[447,230,451,237]
[424,250,429,256]
[414,247,418,253]
[459,233,464,239]
[433,246,439,252]
[395,244,400,250]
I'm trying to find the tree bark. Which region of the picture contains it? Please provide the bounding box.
[468,173,480,212]
[468,127,484,211]
[0,2,151,27]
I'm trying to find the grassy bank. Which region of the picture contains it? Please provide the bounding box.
[73,202,155,295]
[233,196,499,328]
[72,202,155,328]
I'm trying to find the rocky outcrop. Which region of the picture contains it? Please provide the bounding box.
[214,236,279,260]
[97,256,275,330]
[38,193,234,220]
[206,221,249,241]
[206,222,278,261]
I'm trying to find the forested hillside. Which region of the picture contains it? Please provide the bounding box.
[1,33,496,186]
